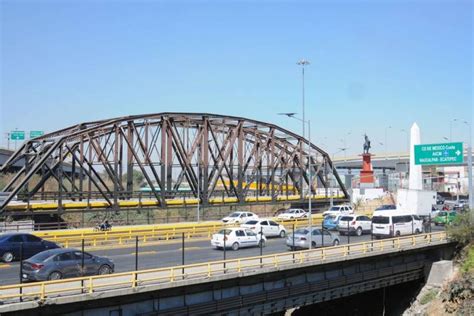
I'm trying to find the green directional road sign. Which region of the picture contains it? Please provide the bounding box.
[30,130,44,138]
[10,131,25,141]
[414,142,464,165]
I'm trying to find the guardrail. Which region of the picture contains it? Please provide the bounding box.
[3,193,347,211]
[0,231,448,304]
[34,217,326,248]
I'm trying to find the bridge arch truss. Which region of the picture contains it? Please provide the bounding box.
[0,113,348,213]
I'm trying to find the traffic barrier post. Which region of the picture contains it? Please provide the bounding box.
[347,220,350,245]
[135,236,139,271]
[321,229,324,247]
[259,226,263,267]
[223,232,226,273]
[81,239,85,292]
[292,224,295,262]
[182,232,185,278]
[19,242,23,302]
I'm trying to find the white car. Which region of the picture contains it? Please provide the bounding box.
[322,205,354,217]
[241,219,287,238]
[277,209,308,220]
[337,215,372,236]
[211,227,266,250]
[221,211,258,224]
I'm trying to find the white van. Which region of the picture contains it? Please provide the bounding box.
[371,211,423,238]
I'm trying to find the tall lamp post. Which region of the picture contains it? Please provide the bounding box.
[197,146,200,222]
[279,113,314,249]
[401,129,409,153]
[297,59,310,139]
[384,126,392,158]
[330,148,347,207]
[450,118,459,141]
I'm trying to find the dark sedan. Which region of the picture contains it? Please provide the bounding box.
[22,248,114,281]
[0,233,60,263]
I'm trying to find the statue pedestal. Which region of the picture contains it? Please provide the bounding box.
[360,153,374,188]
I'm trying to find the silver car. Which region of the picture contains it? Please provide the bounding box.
[286,227,340,250]
[22,248,114,282]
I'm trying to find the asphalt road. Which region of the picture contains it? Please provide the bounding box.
[0,226,445,286]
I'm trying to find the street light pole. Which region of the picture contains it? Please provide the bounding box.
[330,148,347,207]
[197,143,200,222]
[297,59,310,139]
[401,129,409,153]
[278,113,313,249]
[450,118,458,141]
[308,120,313,250]
[384,126,392,158]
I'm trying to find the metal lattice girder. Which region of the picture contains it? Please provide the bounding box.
[0,113,348,213]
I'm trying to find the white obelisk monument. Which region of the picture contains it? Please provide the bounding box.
[409,123,422,190]
[397,122,436,215]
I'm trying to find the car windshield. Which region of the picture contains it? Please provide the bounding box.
[325,215,335,220]
[438,211,447,216]
[229,213,240,217]
[217,229,232,235]
[287,210,296,213]
[340,216,353,221]
[372,216,390,224]
[329,207,339,211]
[29,251,55,262]
[294,229,309,235]
[245,220,258,225]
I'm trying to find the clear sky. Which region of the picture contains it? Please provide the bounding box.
[1,0,472,156]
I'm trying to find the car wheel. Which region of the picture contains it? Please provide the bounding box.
[356,227,363,236]
[279,230,286,238]
[232,242,239,251]
[98,265,112,275]
[48,271,62,280]
[415,228,421,234]
[290,217,294,220]
[2,252,14,263]
[333,239,340,246]
[434,223,439,226]
[311,241,317,248]
[259,239,266,248]
[395,231,401,237]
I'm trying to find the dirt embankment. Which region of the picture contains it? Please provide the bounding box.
[404,244,474,316]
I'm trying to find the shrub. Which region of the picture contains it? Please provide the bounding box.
[447,211,474,245]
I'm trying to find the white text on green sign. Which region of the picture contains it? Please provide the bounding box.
[414,142,463,165]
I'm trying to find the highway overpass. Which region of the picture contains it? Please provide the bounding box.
[0,231,454,315]
[332,150,473,170]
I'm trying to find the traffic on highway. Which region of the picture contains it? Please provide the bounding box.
[0,205,452,287]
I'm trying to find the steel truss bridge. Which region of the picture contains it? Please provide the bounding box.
[0,113,348,214]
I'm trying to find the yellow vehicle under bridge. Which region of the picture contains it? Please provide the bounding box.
[0,113,348,217]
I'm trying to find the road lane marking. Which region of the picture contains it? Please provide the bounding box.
[0,264,11,269]
[114,246,208,258]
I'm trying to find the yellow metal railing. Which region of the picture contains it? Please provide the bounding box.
[0,231,448,304]
[4,194,347,211]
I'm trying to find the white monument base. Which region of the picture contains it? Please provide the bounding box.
[351,188,385,203]
[396,188,436,217]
